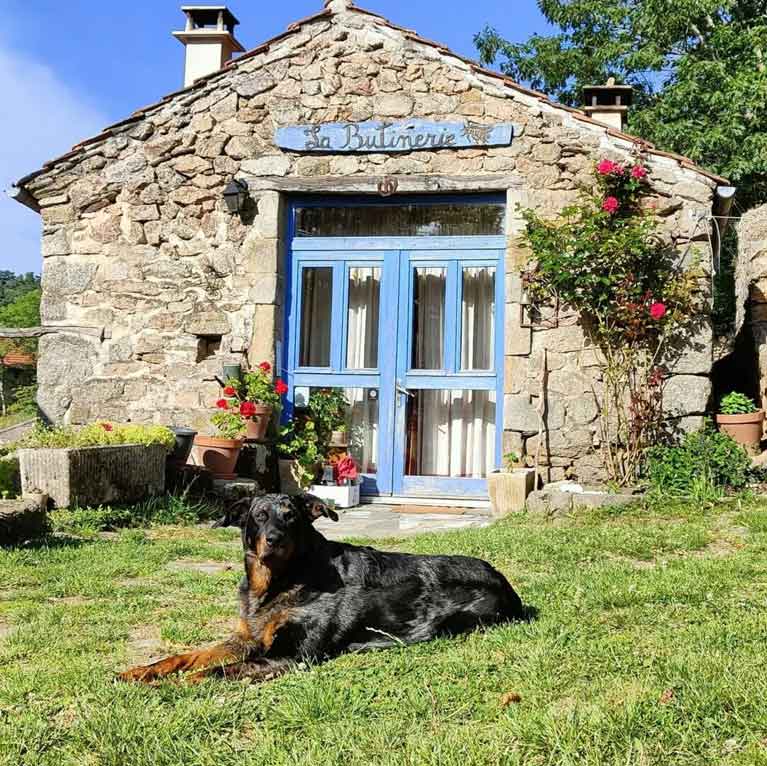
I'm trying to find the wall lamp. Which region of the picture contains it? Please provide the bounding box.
[223,178,250,214]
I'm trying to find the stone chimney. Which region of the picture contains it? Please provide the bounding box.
[582,78,633,131]
[173,6,245,87]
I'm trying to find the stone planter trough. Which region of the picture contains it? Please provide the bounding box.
[19,444,166,509]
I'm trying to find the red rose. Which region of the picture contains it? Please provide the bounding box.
[631,165,647,179]
[216,399,229,410]
[275,379,289,396]
[650,302,667,320]
[223,386,237,397]
[602,196,619,214]
[259,362,272,373]
[240,402,257,418]
[597,159,616,175]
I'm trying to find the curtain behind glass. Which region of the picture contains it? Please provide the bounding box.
[299,268,332,367]
[345,388,379,474]
[405,390,495,478]
[461,267,495,370]
[412,267,445,370]
[347,268,380,369]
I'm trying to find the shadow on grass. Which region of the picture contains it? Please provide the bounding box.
[3,533,89,551]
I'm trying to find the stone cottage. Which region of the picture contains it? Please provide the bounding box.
[10,0,734,497]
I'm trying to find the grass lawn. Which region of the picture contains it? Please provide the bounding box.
[3,498,767,765]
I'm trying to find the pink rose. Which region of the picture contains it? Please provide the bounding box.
[650,302,667,320]
[631,165,647,179]
[602,196,619,214]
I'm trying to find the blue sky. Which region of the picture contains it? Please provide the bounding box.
[0,0,548,275]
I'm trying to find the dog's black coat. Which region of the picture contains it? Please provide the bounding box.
[119,493,525,683]
[236,494,525,659]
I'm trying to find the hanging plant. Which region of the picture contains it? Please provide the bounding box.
[521,156,705,485]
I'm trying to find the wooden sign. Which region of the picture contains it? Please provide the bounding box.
[275,120,521,153]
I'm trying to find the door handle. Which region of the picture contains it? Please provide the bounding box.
[396,384,414,398]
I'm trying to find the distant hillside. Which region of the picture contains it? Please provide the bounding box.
[0,271,40,309]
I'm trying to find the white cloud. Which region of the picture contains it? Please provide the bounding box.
[0,44,108,274]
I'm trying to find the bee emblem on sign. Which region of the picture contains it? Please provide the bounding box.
[462,122,494,145]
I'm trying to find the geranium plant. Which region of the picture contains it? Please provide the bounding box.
[211,361,288,438]
[522,156,704,485]
[719,392,758,415]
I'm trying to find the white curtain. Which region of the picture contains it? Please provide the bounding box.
[407,390,496,479]
[461,267,495,370]
[412,268,446,369]
[345,388,379,474]
[300,268,332,367]
[346,268,381,369]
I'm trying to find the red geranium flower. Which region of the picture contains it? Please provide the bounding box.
[216,399,229,410]
[100,422,113,432]
[223,386,237,397]
[240,401,257,418]
[602,196,619,214]
[275,379,289,396]
[259,362,272,373]
[650,302,667,320]
[597,159,617,175]
[631,164,647,179]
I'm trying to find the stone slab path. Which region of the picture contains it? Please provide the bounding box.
[314,505,492,541]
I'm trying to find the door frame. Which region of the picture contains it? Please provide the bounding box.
[282,194,506,498]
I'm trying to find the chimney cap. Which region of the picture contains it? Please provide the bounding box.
[583,77,633,104]
[180,5,240,30]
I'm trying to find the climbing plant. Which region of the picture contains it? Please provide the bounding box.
[522,157,704,485]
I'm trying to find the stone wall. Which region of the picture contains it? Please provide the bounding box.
[736,204,767,410]
[19,5,718,481]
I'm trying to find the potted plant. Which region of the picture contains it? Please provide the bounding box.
[310,453,361,509]
[308,389,349,447]
[716,392,764,450]
[277,416,324,495]
[488,451,537,518]
[192,405,245,480]
[17,422,174,508]
[221,362,287,441]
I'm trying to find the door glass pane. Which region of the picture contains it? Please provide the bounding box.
[405,390,496,478]
[295,201,505,237]
[308,387,379,475]
[299,267,332,367]
[347,267,381,369]
[411,267,445,370]
[461,267,495,371]
[345,387,379,474]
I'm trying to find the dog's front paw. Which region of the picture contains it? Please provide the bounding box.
[117,665,157,683]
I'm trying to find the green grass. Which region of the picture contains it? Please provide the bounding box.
[3,498,767,765]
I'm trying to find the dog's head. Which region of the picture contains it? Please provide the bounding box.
[222,494,338,565]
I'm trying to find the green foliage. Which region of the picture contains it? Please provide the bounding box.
[51,489,222,535]
[308,388,349,443]
[7,384,36,415]
[475,0,767,210]
[0,271,39,308]
[0,288,41,358]
[210,410,246,440]
[645,425,754,499]
[19,422,175,451]
[0,456,20,499]
[720,391,759,414]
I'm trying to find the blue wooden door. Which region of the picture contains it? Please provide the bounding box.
[285,201,505,498]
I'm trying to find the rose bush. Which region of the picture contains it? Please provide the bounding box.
[522,156,704,484]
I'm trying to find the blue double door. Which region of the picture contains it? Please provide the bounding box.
[285,235,505,498]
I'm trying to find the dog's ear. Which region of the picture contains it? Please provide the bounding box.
[297,493,339,523]
[213,497,253,529]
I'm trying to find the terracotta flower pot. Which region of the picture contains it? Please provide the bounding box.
[245,404,273,441]
[716,410,765,450]
[190,435,244,479]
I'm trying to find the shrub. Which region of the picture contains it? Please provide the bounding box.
[645,426,754,499]
[18,422,175,451]
[0,455,20,499]
[719,391,759,415]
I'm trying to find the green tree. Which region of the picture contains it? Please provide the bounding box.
[475,0,767,208]
[0,288,40,417]
[0,271,40,308]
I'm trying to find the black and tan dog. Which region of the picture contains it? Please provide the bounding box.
[118,494,525,684]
